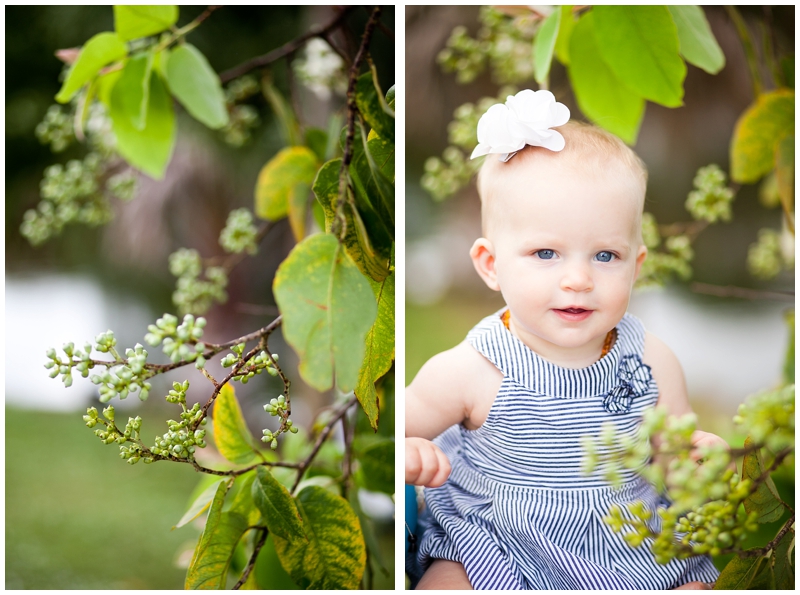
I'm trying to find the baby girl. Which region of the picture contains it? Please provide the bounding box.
[406,91,725,590]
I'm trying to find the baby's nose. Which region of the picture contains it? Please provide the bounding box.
[560,262,593,292]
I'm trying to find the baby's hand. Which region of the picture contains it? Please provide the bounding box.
[691,430,736,471]
[405,437,451,487]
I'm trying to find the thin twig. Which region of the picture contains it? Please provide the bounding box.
[233,527,269,589]
[738,513,795,558]
[219,7,356,83]
[291,396,358,494]
[691,282,795,303]
[335,6,383,238]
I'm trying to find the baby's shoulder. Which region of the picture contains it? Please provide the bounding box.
[409,341,503,410]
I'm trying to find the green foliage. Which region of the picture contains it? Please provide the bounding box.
[165,43,229,129]
[667,5,725,75]
[532,9,560,85]
[273,233,377,393]
[30,6,393,589]
[356,440,395,494]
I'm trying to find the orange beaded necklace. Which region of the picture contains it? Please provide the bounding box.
[500,310,617,361]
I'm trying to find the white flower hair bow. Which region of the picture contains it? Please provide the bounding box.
[470,90,570,162]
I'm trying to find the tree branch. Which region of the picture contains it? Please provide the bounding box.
[291,395,358,494]
[233,527,269,590]
[738,513,795,558]
[219,7,357,83]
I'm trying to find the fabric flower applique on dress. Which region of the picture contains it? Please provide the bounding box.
[602,355,653,414]
[470,89,570,162]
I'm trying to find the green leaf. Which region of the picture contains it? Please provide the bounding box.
[263,80,301,146]
[355,71,394,142]
[781,55,794,89]
[109,70,175,179]
[567,11,646,144]
[165,43,229,129]
[355,270,394,429]
[554,6,576,65]
[254,146,319,224]
[773,528,795,589]
[56,32,127,103]
[114,52,154,130]
[356,439,394,494]
[742,437,786,523]
[348,488,389,578]
[273,233,377,393]
[212,384,260,465]
[667,5,725,75]
[730,89,795,183]
[533,8,561,85]
[185,480,249,589]
[225,471,260,526]
[96,69,122,108]
[288,181,311,242]
[251,467,305,543]
[714,552,764,590]
[305,127,328,162]
[174,479,225,529]
[254,535,301,590]
[313,159,392,282]
[273,486,365,589]
[357,121,395,229]
[782,310,794,386]
[592,6,686,108]
[114,5,179,42]
[749,555,776,589]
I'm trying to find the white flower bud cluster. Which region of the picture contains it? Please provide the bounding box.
[219,208,258,255]
[145,313,207,366]
[151,402,207,460]
[35,105,74,152]
[293,38,346,101]
[635,213,694,289]
[107,170,138,202]
[221,344,279,384]
[747,228,792,280]
[685,164,735,223]
[262,394,297,450]
[221,75,261,147]
[168,249,228,315]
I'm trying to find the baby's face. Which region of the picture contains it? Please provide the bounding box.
[478,159,646,361]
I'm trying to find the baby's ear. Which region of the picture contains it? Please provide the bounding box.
[634,244,648,280]
[470,238,500,291]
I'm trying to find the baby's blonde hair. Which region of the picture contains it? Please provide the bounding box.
[476,121,648,238]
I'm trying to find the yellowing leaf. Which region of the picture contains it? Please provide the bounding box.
[314,159,391,282]
[714,551,764,590]
[273,486,365,589]
[114,5,179,42]
[775,134,794,218]
[254,147,319,226]
[355,270,394,429]
[730,89,795,184]
[251,467,305,543]
[212,384,260,465]
[355,70,394,142]
[56,32,127,103]
[568,11,646,144]
[668,5,725,75]
[773,528,795,589]
[273,233,377,393]
[533,8,560,85]
[109,70,175,179]
[185,481,248,589]
[165,43,229,129]
[254,535,300,590]
[742,437,786,523]
[593,6,686,108]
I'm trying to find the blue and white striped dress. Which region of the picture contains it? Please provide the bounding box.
[418,310,719,589]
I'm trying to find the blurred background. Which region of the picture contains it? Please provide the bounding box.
[404,5,794,431]
[6,5,395,589]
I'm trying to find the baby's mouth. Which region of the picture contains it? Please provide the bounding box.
[553,307,593,321]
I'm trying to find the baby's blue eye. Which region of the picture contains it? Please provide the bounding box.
[595,251,615,262]
[536,249,555,260]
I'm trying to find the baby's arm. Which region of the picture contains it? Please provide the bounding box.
[406,341,502,486]
[644,333,730,457]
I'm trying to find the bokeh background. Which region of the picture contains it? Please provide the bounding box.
[405,5,794,425]
[404,7,794,573]
[6,5,395,589]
